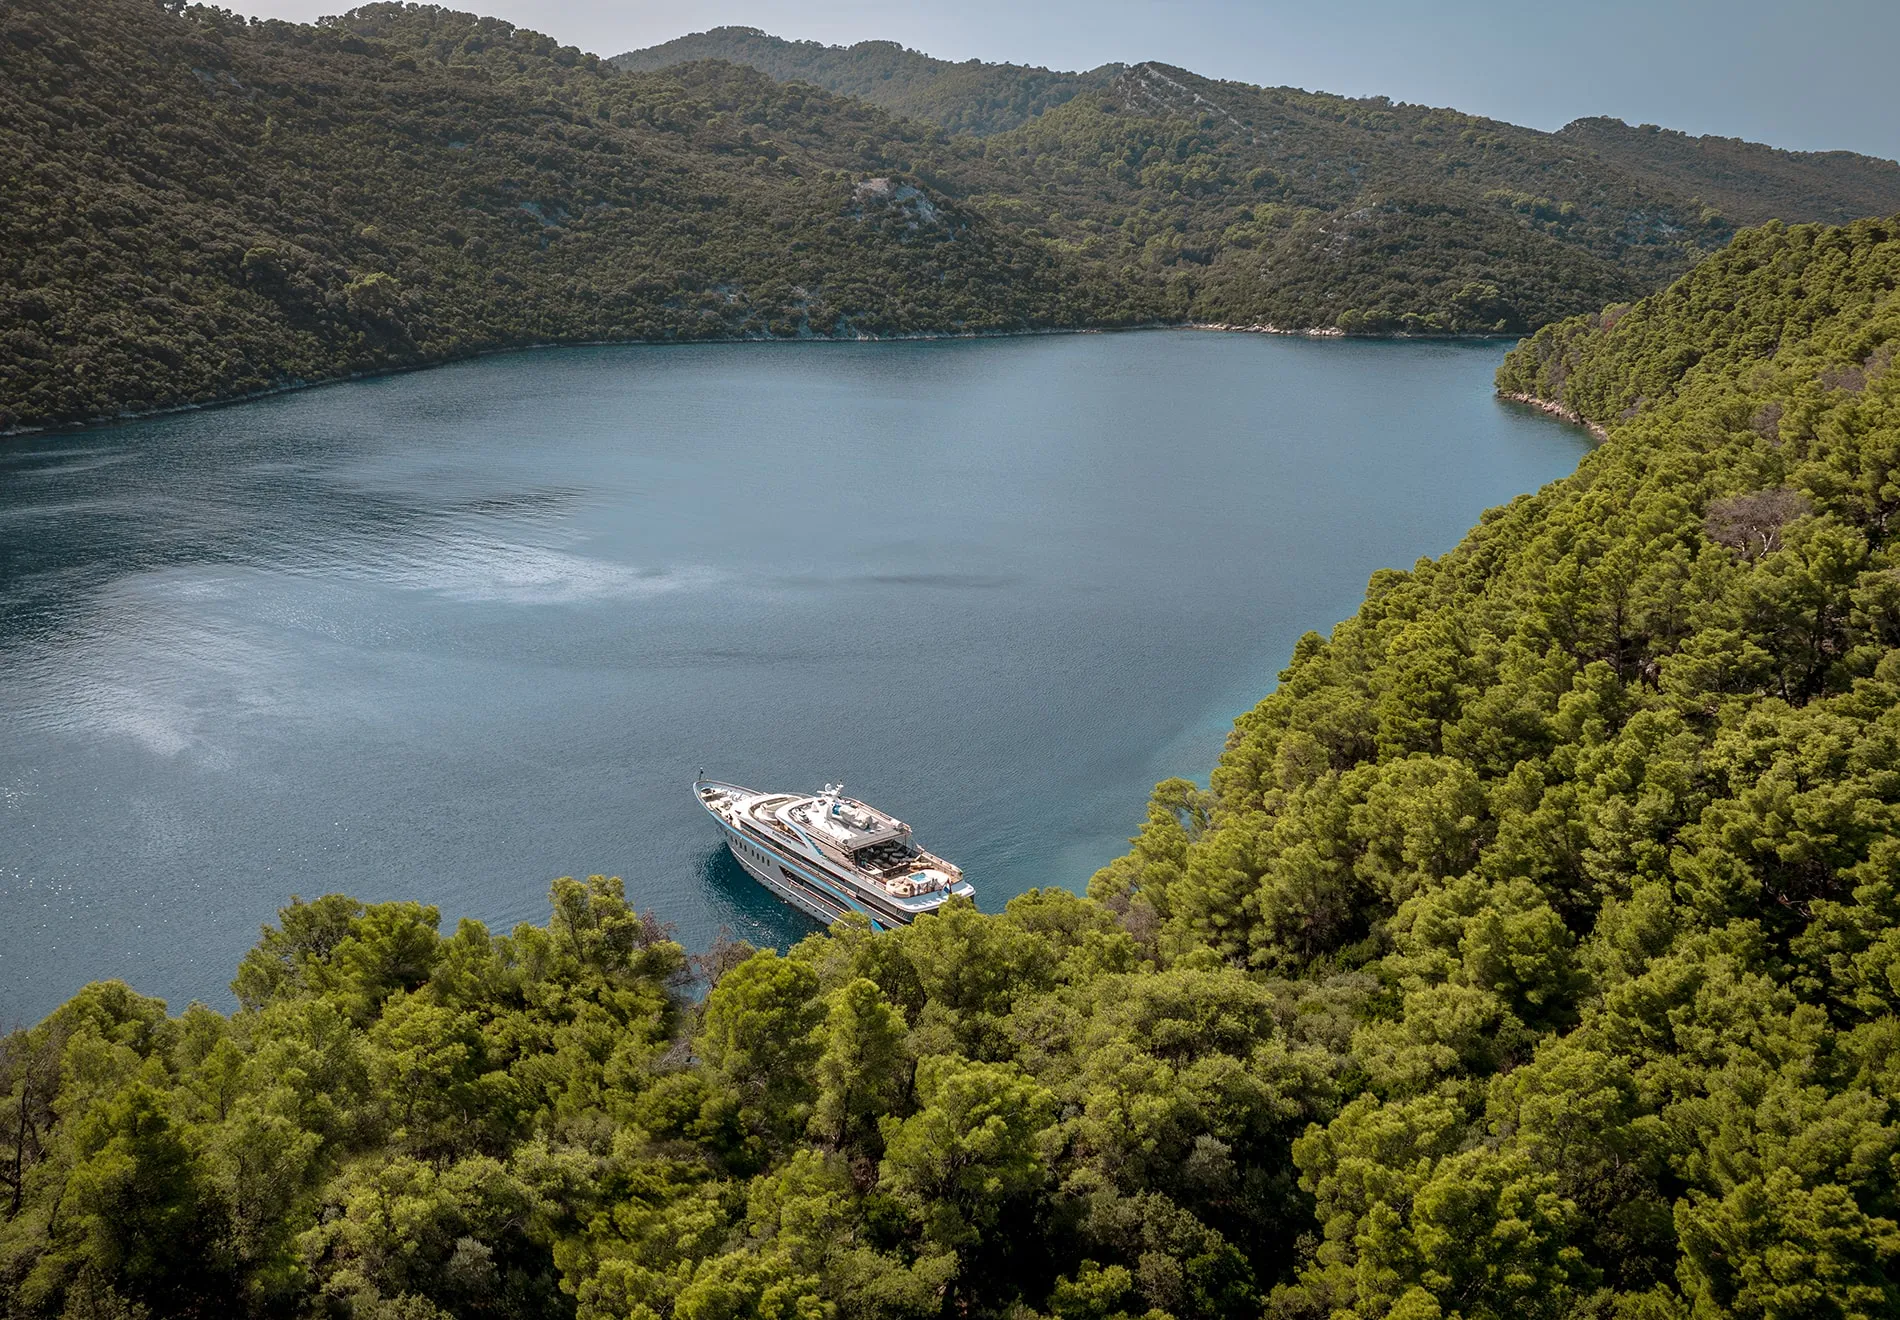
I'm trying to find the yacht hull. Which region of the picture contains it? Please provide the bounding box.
[710,813,877,929]
[703,798,905,930]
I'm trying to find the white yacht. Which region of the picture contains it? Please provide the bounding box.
[695,775,973,929]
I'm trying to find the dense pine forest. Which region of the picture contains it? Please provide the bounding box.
[6,210,1899,1318]
[8,0,1900,433]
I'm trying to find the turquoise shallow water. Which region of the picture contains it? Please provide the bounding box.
[0,331,1589,1021]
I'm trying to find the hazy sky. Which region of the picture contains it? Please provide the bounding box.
[230,0,1899,160]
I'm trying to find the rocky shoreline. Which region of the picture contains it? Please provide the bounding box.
[1188,321,1346,338]
[1188,322,1526,341]
[1496,390,1610,440]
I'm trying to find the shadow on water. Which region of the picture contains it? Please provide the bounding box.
[695,843,823,948]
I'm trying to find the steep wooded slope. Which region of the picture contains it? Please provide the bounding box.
[1100,210,1900,1316]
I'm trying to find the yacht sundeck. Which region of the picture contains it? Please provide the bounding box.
[695,775,972,929]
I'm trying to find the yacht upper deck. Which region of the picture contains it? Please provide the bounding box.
[783,788,907,851]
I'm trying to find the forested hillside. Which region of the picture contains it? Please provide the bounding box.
[620,31,1900,332]
[0,0,1154,432]
[9,1,1900,434]
[1559,116,1900,228]
[7,215,1900,1319]
[613,28,1117,136]
[978,63,1711,335]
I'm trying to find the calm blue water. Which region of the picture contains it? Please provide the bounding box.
[0,332,1587,1021]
